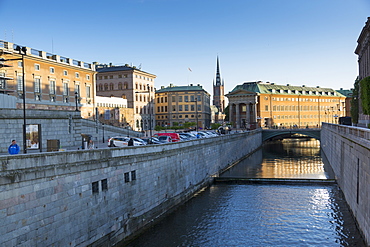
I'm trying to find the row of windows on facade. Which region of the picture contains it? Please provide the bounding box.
[269,89,338,96]
[264,105,343,112]
[157,95,202,104]
[157,105,202,113]
[97,82,153,92]
[271,114,339,120]
[156,114,201,119]
[91,171,136,194]
[136,106,153,114]
[265,96,341,102]
[97,103,126,108]
[98,74,153,81]
[13,77,91,101]
[18,61,91,80]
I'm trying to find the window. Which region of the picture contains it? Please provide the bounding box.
[63,70,68,76]
[185,105,189,111]
[86,85,91,98]
[101,179,108,191]
[118,75,122,78]
[109,75,113,79]
[179,96,182,102]
[191,105,195,111]
[63,82,69,96]
[50,80,56,94]
[185,96,188,102]
[86,74,90,80]
[34,64,40,71]
[179,105,183,111]
[34,78,41,93]
[92,181,99,193]
[172,105,176,111]
[190,95,194,102]
[0,73,6,89]
[17,75,23,91]
[131,171,136,181]
[75,84,80,96]
[75,72,79,78]
[172,96,176,102]
[18,61,23,67]
[118,82,122,90]
[124,172,130,183]
[50,67,55,74]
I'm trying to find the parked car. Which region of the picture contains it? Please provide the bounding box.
[108,137,146,147]
[152,133,180,142]
[179,133,197,140]
[157,135,173,143]
[108,137,129,147]
[141,137,162,145]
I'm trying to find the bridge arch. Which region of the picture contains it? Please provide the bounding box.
[262,129,321,142]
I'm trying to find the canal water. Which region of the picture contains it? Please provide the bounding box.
[120,139,366,247]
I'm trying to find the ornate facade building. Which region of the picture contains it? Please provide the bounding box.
[155,84,211,129]
[95,64,156,132]
[226,81,346,129]
[212,56,225,123]
[355,17,370,127]
[0,40,96,119]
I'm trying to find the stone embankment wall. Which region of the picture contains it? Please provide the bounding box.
[0,130,261,246]
[0,109,142,153]
[321,123,370,245]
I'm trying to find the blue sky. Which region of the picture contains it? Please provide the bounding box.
[0,0,369,95]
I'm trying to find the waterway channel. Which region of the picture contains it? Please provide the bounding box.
[120,139,366,246]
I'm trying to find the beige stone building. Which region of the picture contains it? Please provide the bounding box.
[355,17,370,127]
[0,40,96,119]
[155,84,211,129]
[95,96,134,128]
[226,81,346,129]
[95,64,156,132]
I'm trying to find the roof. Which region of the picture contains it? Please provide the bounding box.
[336,89,353,97]
[156,85,208,94]
[229,81,346,97]
[96,64,156,76]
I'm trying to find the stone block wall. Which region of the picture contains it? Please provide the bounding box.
[321,123,370,245]
[0,130,262,246]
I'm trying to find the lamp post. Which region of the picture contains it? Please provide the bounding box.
[195,98,198,131]
[102,123,105,143]
[75,92,79,111]
[15,46,27,154]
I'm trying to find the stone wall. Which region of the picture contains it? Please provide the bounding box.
[0,130,262,246]
[0,109,143,153]
[321,123,370,245]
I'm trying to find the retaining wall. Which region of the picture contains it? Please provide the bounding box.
[321,123,370,245]
[0,130,262,246]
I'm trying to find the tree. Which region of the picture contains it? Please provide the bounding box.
[360,76,370,115]
[351,77,360,124]
[224,105,229,121]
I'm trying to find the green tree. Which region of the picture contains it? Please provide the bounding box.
[224,105,229,121]
[360,76,370,115]
[183,122,196,129]
[351,77,360,124]
[211,123,221,129]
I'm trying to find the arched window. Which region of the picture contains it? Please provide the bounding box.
[98,84,103,91]
[135,83,138,90]
[135,95,138,101]
[104,84,108,91]
[124,82,128,89]
[139,84,142,90]
[109,83,114,90]
[118,82,122,90]
[140,95,142,102]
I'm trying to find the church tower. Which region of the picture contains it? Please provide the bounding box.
[213,56,225,114]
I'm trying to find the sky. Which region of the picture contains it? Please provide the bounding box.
[0,0,369,96]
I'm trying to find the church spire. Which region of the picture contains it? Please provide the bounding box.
[215,56,221,86]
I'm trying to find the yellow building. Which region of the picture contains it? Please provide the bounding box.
[155,84,211,129]
[0,40,96,119]
[226,81,346,129]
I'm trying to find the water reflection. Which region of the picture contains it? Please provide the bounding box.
[121,184,365,246]
[221,138,334,179]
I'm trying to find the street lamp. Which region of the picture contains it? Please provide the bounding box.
[195,98,198,131]
[102,123,105,143]
[15,46,27,154]
[75,92,79,111]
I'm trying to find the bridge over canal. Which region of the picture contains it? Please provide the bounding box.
[262,128,321,142]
